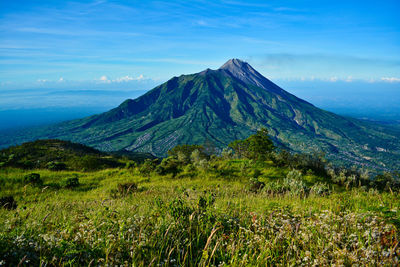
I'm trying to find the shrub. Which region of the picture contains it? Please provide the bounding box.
[283,177,309,197]
[282,170,309,197]
[184,164,196,173]
[190,149,201,165]
[168,144,208,163]
[0,196,17,210]
[310,182,331,196]
[62,177,80,188]
[328,166,369,189]
[260,171,310,196]
[19,160,35,169]
[371,172,400,192]
[139,159,158,176]
[155,157,181,176]
[272,150,292,167]
[286,169,303,180]
[125,161,137,169]
[249,169,264,192]
[23,173,43,186]
[46,161,67,171]
[70,155,122,171]
[221,148,233,160]
[249,177,265,192]
[263,181,289,195]
[273,151,328,177]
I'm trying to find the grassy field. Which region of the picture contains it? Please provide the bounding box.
[0,158,399,266]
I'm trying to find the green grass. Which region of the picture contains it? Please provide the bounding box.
[0,160,399,266]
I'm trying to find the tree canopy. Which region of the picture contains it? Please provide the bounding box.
[229,128,275,161]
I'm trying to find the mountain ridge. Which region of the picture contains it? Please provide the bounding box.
[1,59,399,171]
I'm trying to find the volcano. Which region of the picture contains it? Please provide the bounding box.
[2,59,400,171]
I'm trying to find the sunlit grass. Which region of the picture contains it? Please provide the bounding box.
[0,163,399,266]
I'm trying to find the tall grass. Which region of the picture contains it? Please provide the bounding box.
[0,160,399,266]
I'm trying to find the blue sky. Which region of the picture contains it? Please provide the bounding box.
[0,0,399,120]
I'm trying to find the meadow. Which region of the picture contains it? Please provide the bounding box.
[1,155,399,266]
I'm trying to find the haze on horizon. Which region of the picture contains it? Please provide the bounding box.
[0,0,399,129]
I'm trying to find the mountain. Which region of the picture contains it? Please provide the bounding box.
[1,59,399,171]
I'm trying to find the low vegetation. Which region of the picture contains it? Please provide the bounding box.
[0,131,399,265]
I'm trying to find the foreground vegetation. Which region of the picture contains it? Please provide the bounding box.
[0,133,399,265]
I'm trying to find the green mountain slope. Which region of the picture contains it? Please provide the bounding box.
[0,139,155,170]
[1,59,399,171]
[0,139,121,170]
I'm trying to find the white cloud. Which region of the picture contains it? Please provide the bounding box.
[99,75,110,83]
[58,77,64,82]
[37,79,48,83]
[113,74,145,82]
[381,77,400,83]
[114,75,134,82]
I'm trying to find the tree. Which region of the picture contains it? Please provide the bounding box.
[168,144,208,163]
[229,128,275,161]
[228,139,248,159]
[246,128,275,160]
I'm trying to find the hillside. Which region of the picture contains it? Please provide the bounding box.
[0,139,153,171]
[1,59,399,171]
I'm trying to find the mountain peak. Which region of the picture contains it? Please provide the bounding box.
[218,58,283,94]
[219,58,251,72]
[218,58,260,81]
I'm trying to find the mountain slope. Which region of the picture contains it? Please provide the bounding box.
[1,59,399,171]
[0,139,156,170]
[0,139,122,170]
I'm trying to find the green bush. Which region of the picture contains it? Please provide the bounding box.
[125,161,137,169]
[263,181,289,195]
[139,159,158,176]
[249,169,264,192]
[183,163,196,173]
[155,157,181,176]
[273,151,328,177]
[23,173,43,186]
[328,167,369,189]
[263,170,309,196]
[249,177,265,192]
[62,177,80,188]
[229,128,275,161]
[46,161,67,171]
[283,170,309,197]
[310,182,331,196]
[371,172,400,192]
[168,144,208,164]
